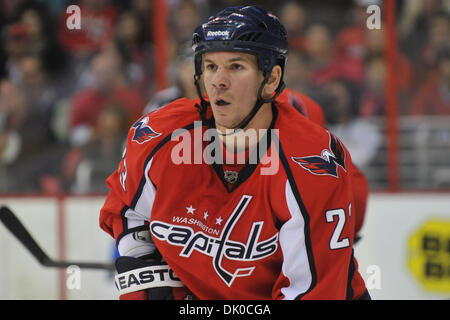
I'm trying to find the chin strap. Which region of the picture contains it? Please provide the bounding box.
[194,74,213,127]
[194,73,285,136]
[231,73,285,135]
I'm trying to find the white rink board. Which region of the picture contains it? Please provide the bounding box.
[1,194,449,300]
[64,197,118,300]
[355,193,450,300]
[0,198,59,299]
[0,196,117,300]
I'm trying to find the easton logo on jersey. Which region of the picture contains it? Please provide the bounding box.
[150,195,279,287]
[132,117,161,144]
[291,132,346,178]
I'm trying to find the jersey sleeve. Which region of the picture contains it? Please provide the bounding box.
[99,114,164,258]
[274,131,368,299]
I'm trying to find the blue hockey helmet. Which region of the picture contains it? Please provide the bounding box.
[192,6,288,83]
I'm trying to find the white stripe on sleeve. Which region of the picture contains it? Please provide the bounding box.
[118,158,157,257]
[133,158,156,221]
[279,179,313,299]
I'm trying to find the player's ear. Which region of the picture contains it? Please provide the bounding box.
[262,65,282,99]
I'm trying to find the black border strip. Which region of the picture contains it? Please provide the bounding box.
[119,205,130,237]
[346,248,356,300]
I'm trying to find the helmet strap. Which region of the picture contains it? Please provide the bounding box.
[194,74,213,127]
[219,72,285,136]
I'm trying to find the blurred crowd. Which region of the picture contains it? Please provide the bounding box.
[0,0,448,194]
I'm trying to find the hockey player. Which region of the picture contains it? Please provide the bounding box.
[144,64,369,241]
[100,6,370,300]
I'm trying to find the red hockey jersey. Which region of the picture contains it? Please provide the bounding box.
[100,97,368,299]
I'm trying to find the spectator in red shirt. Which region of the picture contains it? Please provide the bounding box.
[69,46,145,147]
[67,104,130,193]
[304,23,364,88]
[333,0,382,85]
[334,0,369,63]
[58,0,118,57]
[409,49,450,116]
[365,26,414,93]
[359,53,386,117]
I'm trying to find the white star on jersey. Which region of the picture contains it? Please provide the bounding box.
[186,205,196,214]
[215,216,223,225]
[203,211,209,220]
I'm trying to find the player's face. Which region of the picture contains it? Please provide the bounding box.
[202,51,264,130]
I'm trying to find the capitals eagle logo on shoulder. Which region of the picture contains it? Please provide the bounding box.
[292,132,346,178]
[132,117,161,144]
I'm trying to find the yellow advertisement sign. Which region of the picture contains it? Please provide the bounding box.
[408,219,450,294]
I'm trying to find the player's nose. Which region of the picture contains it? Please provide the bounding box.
[211,67,230,90]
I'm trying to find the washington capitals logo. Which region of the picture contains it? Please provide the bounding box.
[150,195,279,287]
[132,117,161,144]
[292,132,346,178]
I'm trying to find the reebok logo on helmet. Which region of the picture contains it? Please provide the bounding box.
[206,30,230,39]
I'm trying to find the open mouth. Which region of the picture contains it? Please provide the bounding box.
[215,99,230,106]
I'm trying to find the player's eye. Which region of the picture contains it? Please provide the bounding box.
[205,63,217,71]
[230,63,243,70]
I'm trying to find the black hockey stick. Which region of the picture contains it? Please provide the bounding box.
[0,205,114,271]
